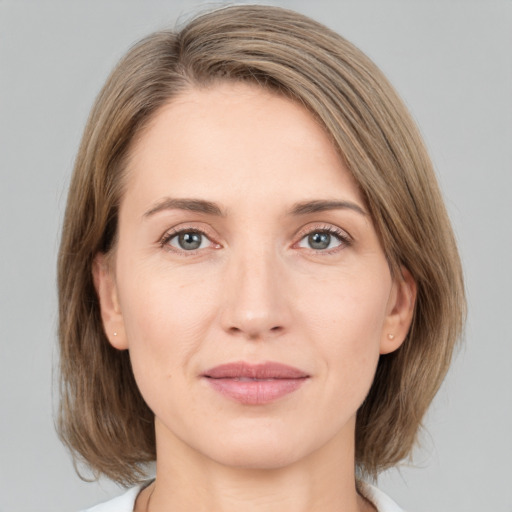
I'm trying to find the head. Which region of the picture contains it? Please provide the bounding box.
[58,4,465,484]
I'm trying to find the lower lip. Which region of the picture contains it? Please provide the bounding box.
[205,377,307,405]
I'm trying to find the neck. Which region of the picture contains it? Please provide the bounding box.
[142,417,373,512]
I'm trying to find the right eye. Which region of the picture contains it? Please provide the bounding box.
[162,230,213,252]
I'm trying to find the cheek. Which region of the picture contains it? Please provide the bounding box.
[119,256,216,333]
[300,268,390,342]
[115,262,219,393]
[297,268,390,387]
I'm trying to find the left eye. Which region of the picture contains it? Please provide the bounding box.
[167,231,211,251]
[297,230,345,251]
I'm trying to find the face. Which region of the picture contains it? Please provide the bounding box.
[94,83,415,471]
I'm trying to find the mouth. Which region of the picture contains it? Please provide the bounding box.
[202,361,310,405]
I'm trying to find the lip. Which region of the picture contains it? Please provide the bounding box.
[202,361,309,405]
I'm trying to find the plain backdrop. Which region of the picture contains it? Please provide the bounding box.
[1,1,511,511]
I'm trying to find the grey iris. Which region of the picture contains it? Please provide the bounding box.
[179,232,202,250]
[308,232,331,250]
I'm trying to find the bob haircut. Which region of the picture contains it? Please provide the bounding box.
[58,4,465,485]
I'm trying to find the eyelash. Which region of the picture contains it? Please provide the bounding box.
[294,224,352,254]
[159,224,352,255]
[159,225,219,255]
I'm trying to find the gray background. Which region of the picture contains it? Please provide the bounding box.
[1,1,511,511]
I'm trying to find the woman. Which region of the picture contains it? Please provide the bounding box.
[57,5,465,512]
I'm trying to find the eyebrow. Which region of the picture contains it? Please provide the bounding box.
[143,198,225,218]
[143,197,367,219]
[289,199,367,217]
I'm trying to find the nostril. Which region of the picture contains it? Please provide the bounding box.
[227,325,284,338]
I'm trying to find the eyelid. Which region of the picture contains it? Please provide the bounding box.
[159,223,221,253]
[293,223,353,252]
[158,222,352,255]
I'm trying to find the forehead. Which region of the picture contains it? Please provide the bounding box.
[122,82,363,213]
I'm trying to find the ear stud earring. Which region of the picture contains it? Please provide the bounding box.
[387,333,395,340]
[113,332,118,336]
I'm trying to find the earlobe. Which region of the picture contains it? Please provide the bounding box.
[380,266,417,355]
[92,253,128,350]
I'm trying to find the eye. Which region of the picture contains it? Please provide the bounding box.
[162,229,214,252]
[297,227,350,251]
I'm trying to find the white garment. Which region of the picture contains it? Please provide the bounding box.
[82,481,405,511]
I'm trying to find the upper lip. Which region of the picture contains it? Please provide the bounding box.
[202,361,309,380]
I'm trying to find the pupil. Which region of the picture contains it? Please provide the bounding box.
[309,232,330,250]
[179,232,202,250]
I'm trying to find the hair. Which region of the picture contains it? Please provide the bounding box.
[58,4,465,485]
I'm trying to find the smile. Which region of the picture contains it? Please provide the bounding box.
[202,362,310,405]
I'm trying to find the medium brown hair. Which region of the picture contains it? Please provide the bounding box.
[58,4,465,484]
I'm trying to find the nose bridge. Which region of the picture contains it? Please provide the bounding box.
[221,240,287,338]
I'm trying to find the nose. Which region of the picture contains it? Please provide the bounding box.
[220,247,290,340]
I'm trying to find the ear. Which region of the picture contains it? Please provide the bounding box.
[380,266,417,355]
[92,253,128,350]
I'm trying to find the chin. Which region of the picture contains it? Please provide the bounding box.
[209,442,303,471]
[195,422,332,471]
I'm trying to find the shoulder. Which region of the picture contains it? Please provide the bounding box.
[359,481,406,512]
[80,484,146,512]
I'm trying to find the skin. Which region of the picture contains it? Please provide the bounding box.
[94,82,416,512]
